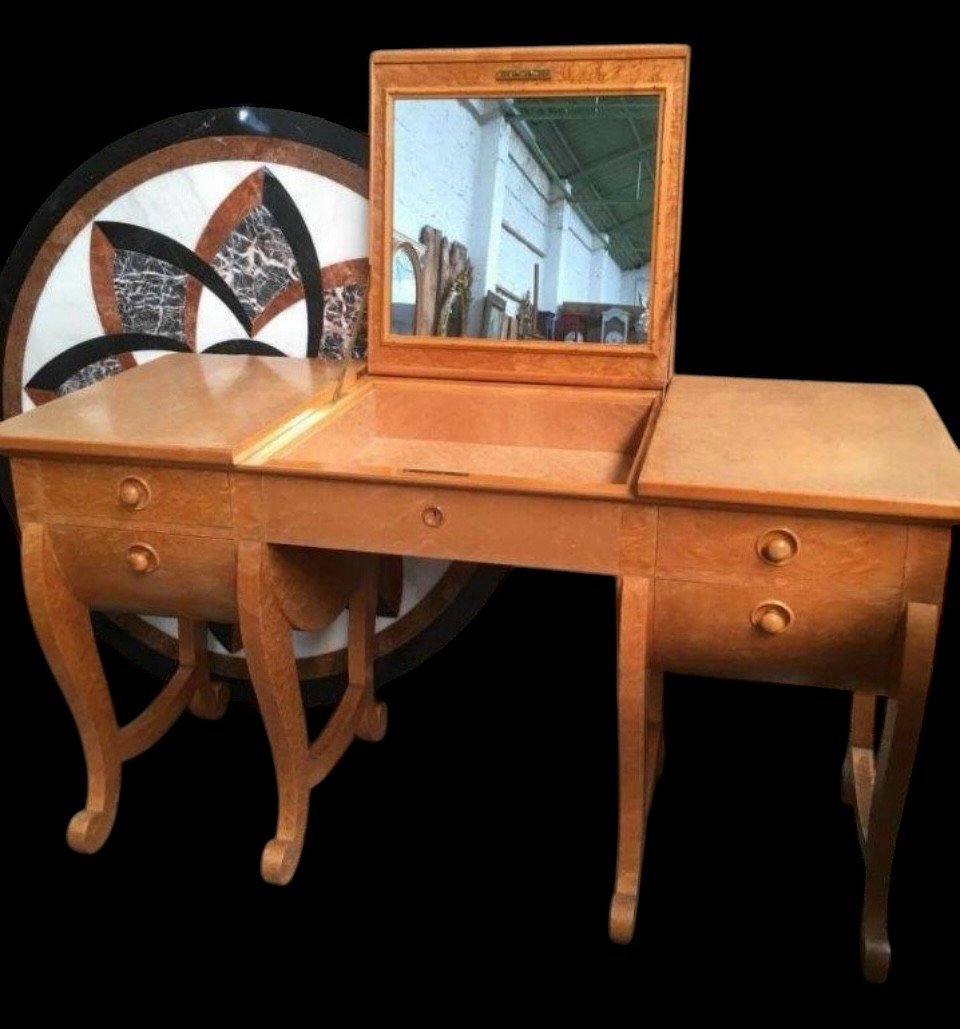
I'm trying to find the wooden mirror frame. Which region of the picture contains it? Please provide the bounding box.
[368,44,690,389]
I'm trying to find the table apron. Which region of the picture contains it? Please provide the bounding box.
[258,475,656,576]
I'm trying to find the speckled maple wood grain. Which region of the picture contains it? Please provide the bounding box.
[639,375,960,521]
[368,45,688,390]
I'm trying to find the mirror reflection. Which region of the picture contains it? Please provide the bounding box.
[392,95,660,344]
[391,243,420,334]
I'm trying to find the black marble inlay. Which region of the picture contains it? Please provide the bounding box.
[261,171,324,356]
[56,355,126,396]
[213,204,300,320]
[113,251,187,340]
[26,334,190,392]
[96,221,252,334]
[321,282,366,358]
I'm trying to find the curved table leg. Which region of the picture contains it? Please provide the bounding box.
[649,669,665,785]
[238,543,386,886]
[183,620,231,721]
[859,601,938,984]
[609,575,654,945]
[22,524,220,854]
[842,692,876,815]
[238,540,311,885]
[118,619,227,760]
[23,523,122,853]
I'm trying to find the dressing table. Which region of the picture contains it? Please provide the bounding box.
[0,44,958,984]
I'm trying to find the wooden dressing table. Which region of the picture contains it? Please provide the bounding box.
[2,353,957,983]
[1,45,958,984]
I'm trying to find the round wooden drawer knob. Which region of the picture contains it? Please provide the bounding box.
[118,476,150,511]
[126,543,159,574]
[752,601,793,635]
[422,505,444,528]
[757,528,799,565]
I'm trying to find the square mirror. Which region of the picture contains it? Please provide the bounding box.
[369,46,689,388]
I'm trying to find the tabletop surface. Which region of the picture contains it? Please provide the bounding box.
[2,360,959,521]
[0,354,352,467]
[638,375,960,521]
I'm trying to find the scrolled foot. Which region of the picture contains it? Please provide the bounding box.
[357,700,388,743]
[66,808,114,854]
[261,836,303,886]
[189,680,230,721]
[608,890,639,944]
[861,926,891,984]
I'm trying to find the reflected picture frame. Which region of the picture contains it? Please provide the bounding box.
[368,44,690,389]
[481,290,507,340]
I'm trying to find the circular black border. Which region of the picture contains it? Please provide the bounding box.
[0,106,502,704]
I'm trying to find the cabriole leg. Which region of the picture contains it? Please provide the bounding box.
[841,693,877,850]
[238,543,387,886]
[609,575,654,945]
[185,617,230,721]
[237,540,311,886]
[23,523,122,853]
[859,602,939,984]
[21,525,222,853]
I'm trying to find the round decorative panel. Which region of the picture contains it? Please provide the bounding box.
[0,107,502,703]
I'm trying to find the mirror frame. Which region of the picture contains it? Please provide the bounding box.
[369,44,690,389]
[390,238,424,335]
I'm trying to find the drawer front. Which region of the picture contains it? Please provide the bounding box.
[39,460,232,528]
[48,526,237,622]
[262,476,655,575]
[657,507,906,588]
[652,578,901,689]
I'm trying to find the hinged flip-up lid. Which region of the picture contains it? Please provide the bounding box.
[367,44,689,390]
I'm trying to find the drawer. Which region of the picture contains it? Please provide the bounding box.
[652,578,902,689]
[47,525,237,622]
[38,460,232,528]
[657,507,906,588]
[261,476,655,575]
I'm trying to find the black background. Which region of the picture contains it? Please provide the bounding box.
[1,20,950,999]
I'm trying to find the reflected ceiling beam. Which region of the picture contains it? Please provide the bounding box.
[507,101,658,121]
[611,233,649,267]
[508,99,653,269]
[567,198,655,206]
[547,118,620,244]
[565,142,655,183]
[505,106,612,255]
[608,206,653,230]
[620,98,658,185]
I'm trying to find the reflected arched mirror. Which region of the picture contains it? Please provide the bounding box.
[390,243,420,335]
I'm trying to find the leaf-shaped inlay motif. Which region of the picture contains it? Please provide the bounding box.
[212,204,300,321]
[113,251,187,340]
